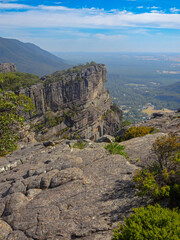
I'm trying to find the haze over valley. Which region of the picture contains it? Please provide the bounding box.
[55,52,180,121]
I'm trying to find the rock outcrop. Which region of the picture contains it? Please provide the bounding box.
[0,139,144,240]
[0,111,179,239]
[0,63,16,73]
[139,111,180,137]
[20,63,122,141]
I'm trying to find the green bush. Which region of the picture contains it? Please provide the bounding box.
[72,140,87,149]
[133,169,171,199]
[112,204,180,240]
[121,120,132,127]
[121,126,156,141]
[0,72,41,91]
[104,143,127,157]
[0,91,34,156]
[43,62,97,84]
[111,103,120,113]
[32,114,65,133]
[133,134,180,206]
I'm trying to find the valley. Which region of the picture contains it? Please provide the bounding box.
[55,52,180,122]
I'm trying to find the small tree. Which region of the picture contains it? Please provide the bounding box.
[152,134,180,171]
[134,134,180,206]
[0,91,34,156]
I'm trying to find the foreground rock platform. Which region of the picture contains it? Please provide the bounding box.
[0,138,147,240]
[0,111,179,239]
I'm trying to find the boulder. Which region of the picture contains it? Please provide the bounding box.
[96,135,115,143]
[0,63,16,73]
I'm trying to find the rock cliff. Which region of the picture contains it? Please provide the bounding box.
[0,63,16,73]
[20,63,122,141]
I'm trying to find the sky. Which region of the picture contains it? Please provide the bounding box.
[0,0,180,52]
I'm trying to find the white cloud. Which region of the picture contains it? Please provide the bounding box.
[150,10,164,14]
[0,3,32,9]
[147,6,159,10]
[151,6,159,9]
[38,5,74,11]
[157,70,180,74]
[0,4,180,30]
[94,34,125,40]
[170,7,180,13]
[137,6,143,9]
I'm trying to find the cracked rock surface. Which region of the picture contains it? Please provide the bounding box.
[0,111,179,239]
[0,139,145,240]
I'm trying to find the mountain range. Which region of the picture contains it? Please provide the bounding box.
[0,37,70,76]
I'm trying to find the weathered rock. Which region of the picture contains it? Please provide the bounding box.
[139,111,180,137]
[114,126,129,138]
[0,111,178,239]
[0,140,142,239]
[20,64,122,141]
[8,181,26,195]
[50,167,84,188]
[96,135,115,143]
[7,230,29,240]
[151,112,165,118]
[43,141,55,147]
[40,169,59,189]
[121,133,167,167]
[0,220,12,239]
[0,63,16,73]
[3,192,29,216]
[26,189,42,199]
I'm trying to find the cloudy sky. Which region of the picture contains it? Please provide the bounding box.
[0,0,180,52]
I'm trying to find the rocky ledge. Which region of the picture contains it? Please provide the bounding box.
[0,138,146,240]
[19,63,122,142]
[0,63,16,73]
[1,111,179,239]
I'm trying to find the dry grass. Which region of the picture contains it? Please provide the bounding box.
[142,106,173,116]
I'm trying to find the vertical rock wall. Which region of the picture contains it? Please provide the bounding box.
[20,64,122,140]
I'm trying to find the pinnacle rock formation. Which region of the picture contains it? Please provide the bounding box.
[20,63,122,141]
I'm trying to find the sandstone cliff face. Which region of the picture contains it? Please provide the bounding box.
[0,63,16,73]
[20,64,122,141]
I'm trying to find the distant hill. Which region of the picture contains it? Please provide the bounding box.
[0,37,70,76]
[154,81,180,105]
[161,81,180,94]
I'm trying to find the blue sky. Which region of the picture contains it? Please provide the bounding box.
[0,0,180,52]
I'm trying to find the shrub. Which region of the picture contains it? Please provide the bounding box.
[134,169,171,199]
[112,204,180,240]
[0,91,34,156]
[152,133,180,171]
[104,143,127,157]
[133,134,180,206]
[43,62,97,84]
[72,140,87,149]
[0,72,41,91]
[121,120,132,127]
[111,103,120,113]
[32,114,65,133]
[121,126,156,141]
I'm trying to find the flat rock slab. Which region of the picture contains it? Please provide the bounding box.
[121,133,167,167]
[0,138,155,240]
